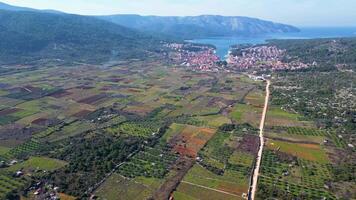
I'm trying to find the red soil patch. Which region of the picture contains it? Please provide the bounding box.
[169,126,216,158]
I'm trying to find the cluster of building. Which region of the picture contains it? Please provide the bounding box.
[29,183,62,200]
[164,43,316,73]
[165,43,221,72]
[227,46,313,71]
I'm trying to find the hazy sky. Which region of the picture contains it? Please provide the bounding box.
[2,0,356,26]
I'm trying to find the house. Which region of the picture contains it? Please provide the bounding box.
[14,170,24,177]
[9,160,18,165]
[34,188,43,195]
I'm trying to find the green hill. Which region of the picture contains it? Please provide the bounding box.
[0,10,162,65]
[99,15,300,39]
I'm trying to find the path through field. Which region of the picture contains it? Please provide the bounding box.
[248,80,270,200]
[181,181,240,197]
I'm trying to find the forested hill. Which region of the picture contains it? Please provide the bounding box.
[269,38,356,71]
[99,15,300,39]
[0,10,162,65]
[0,2,63,14]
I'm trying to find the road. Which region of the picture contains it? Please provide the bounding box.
[249,80,270,200]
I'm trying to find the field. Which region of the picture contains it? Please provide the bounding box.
[0,174,27,199]
[173,124,259,199]
[257,89,353,199]
[265,106,313,127]
[0,41,354,200]
[4,156,67,173]
[266,139,329,163]
[258,149,336,199]
[95,173,162,200]
[162,123,216,158]
[174,164,247,200]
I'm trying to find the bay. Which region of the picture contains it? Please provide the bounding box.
[188,27,356,59]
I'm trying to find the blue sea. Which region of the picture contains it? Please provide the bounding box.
[188,27,356,59]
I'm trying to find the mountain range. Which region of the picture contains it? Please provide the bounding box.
[0,3,160,64]
[0,2,62,14]
[0,2,300,64]
[99,15,300,39]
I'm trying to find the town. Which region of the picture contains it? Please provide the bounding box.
[165,43,315,72]
[227,45,314,71]
[164,43,221,72]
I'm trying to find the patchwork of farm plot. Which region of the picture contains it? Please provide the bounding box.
[257,105,353,199]
[95,123,216,199]
[0,61,264,199]
[173,124,259,200]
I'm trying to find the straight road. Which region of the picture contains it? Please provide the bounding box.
[249,80,270,200]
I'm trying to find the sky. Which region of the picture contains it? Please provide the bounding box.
[1,0,356,27]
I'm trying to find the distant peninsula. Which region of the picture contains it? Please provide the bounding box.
[99,15,300,39]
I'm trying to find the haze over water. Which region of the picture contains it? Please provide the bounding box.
[189,27,356,59]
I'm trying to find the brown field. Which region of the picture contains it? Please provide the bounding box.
[0,108,21,115]
[62,103,96,117]
[123,105,155,116]
[169,125,216,158]
[0,139,25,148]
[63,88,99,102]
[49,90,72,98]
[237,134,260,155]
[72,109,92,118]
[58,193,76,200]
[77,93,107,105]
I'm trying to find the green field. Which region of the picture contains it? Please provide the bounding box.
[175,165,247,200]
[266,139,329,164]
[95,173,157,200]
[5,156,67,173]
[229,103,262,127]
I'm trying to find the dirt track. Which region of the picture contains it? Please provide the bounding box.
[150,157,195,200]
[249,80,270,200]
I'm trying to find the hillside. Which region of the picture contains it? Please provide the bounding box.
[0,10,161,65]
[0,2,62,14]
[99,15,300,39]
